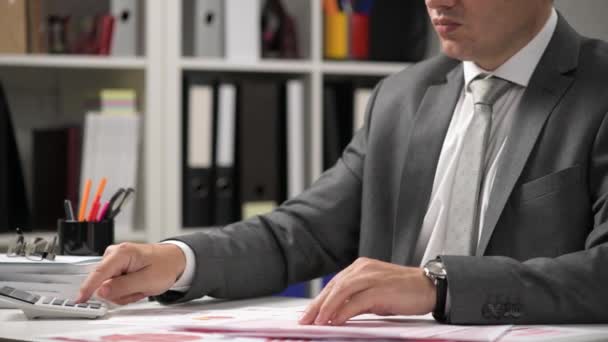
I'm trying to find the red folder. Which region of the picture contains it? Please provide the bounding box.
[97,14,115,55]
[350,13,369,60]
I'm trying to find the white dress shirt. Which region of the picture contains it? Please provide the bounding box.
[165,8,558,292]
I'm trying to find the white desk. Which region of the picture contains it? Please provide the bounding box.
[0,296,309,341]
[1,296,607,342]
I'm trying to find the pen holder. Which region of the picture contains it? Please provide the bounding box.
[57,219,114,256]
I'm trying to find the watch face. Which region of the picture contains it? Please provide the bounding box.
[426,260,447,278]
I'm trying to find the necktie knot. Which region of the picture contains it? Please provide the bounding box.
[468,75,513,108]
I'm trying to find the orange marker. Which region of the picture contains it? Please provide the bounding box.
[324,0,339,14]
[78,179,92,222]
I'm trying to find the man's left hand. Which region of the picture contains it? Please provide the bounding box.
[299,257,437,326]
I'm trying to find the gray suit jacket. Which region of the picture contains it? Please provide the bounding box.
[160,16,608,324]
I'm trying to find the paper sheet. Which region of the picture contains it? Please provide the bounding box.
[0,254,100,274]
[101,305,509,341]
[37,327,262,342]
[498,326,608,342]
[34,303,608,342]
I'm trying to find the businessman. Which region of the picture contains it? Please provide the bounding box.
[78,0,608,324]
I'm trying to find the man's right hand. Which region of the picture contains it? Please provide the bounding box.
[76,242,187,305]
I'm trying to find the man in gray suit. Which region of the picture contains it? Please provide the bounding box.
[78,0,608,324]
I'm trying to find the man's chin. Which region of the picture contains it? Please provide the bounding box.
[439,43,472,62]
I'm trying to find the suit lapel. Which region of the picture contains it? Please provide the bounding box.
[392,66,463,265]
[477,15,581,255]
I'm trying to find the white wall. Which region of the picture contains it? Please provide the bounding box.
[555,0,608,41]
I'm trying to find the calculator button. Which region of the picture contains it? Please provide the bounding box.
[64,300,76,307]
[0,287,15,295]
[77,303,89,308]
[42,297,53,304]
[52,299,66,306]
[88,303,102,309]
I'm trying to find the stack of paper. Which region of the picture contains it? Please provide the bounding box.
[0,254,100,308]
[100,89,137,116]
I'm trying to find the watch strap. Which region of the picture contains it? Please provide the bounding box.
[432,276,448,322]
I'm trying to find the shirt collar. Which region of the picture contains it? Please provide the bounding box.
[463,8,558,88]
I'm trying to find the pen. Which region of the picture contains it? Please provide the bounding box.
[88,201,100,222]
[97,201,110,222]
[88,178,107,221]
[64,199,75,221]
[78,179,92,222]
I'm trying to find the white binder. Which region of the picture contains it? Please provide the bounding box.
[194,0,224,57]
[188,85,214,170]
[110,0,138,56]
[287,79,306,199]
[353,87,373,133]
[224,0,260,62]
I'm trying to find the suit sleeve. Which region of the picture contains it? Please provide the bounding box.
[441,111,608,324]
[156,81,385,304]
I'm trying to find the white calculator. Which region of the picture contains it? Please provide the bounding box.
[0,286,107,319]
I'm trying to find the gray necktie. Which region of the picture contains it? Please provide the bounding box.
[443,75,513,255]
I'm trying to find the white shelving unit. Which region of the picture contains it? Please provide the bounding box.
[321,61,410,76]
[0,55,146,70]
[163,0,415,240]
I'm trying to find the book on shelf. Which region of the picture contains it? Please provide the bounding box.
[1,0,140,56]
[0,82,30,233]
[32,126,82,231]
[0,0,28,54]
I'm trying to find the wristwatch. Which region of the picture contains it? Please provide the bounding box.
[423,258,448,322]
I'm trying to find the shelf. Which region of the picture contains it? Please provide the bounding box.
[181,58,314,74]
[0,55,147,70]
[321,61,410,76]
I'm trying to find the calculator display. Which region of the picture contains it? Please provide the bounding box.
[0,287,39,304]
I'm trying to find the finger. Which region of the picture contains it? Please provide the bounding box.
[299,279,336,325]
[103,244,116,257]
[110,292,147,306]
[300,263,360,325]
[331,289,376,326]
[315,273,373,325]
[77,249,131,303]
[96,266,156,302]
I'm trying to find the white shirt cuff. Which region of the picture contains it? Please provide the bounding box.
[160,240,196,292]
